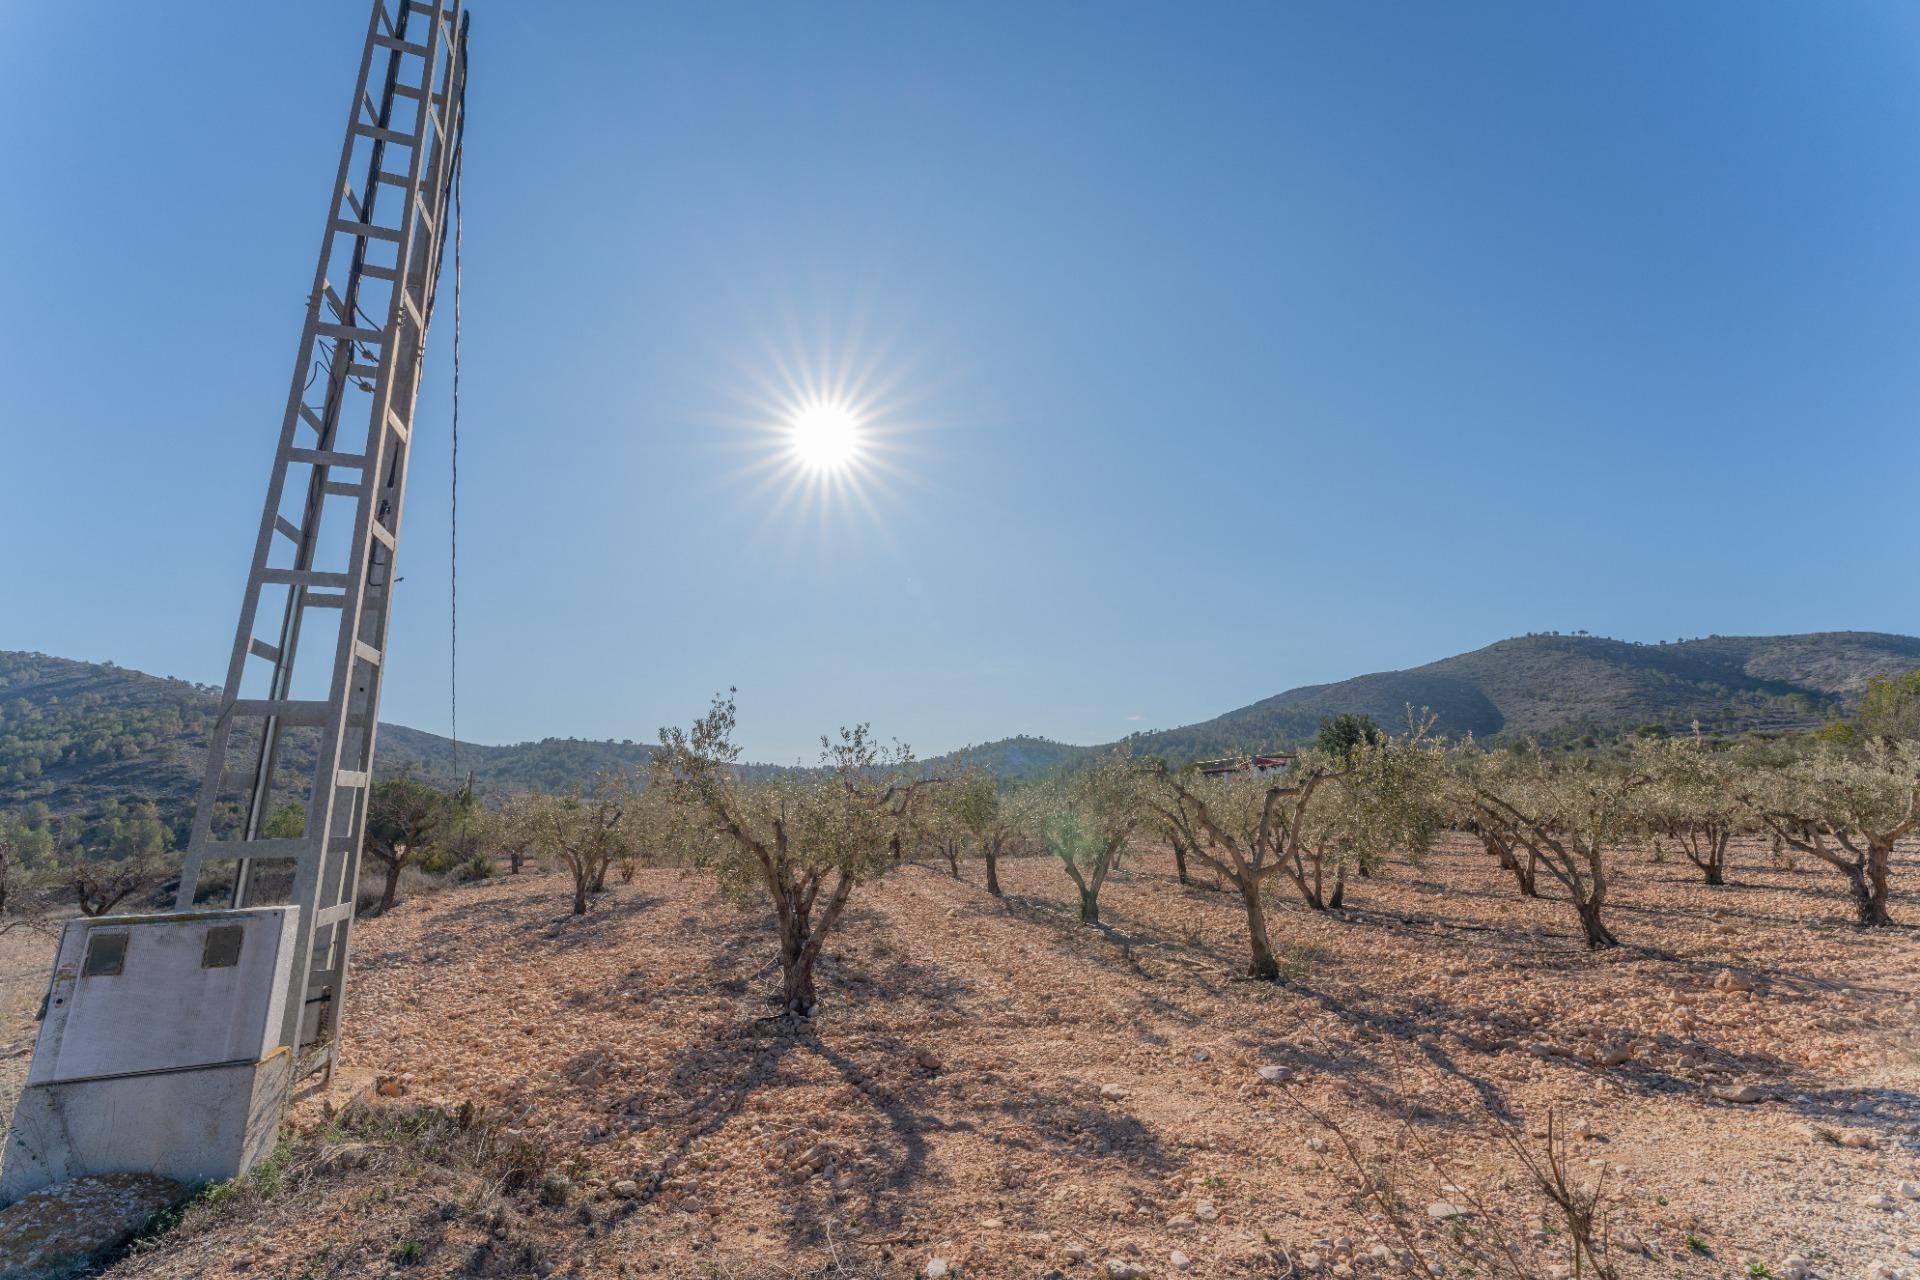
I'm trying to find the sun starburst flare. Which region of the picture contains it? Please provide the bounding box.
[787,398,864,475]
[709,320,932,552]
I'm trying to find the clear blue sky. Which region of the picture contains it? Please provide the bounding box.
[3,3,1917,763]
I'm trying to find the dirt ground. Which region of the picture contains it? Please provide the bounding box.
[0,925,53,1126]
[7,838,1919,1279]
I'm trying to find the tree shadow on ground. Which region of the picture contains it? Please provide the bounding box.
[1317,901,1594,959]
[998,888,1254,990]
[602,1010,1176,1259]
[1781,1085,1920,1128]
[390,884,664,965]
[1229,981,1520,1126]
[827,908,975,1013]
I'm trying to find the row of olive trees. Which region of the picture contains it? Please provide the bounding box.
[1451,734,1920,944]
[914,726,1917,970]
[470,696,1917,1023]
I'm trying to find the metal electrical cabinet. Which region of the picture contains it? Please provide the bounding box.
[0,909,299,1199]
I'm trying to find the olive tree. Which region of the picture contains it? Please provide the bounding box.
[363,775,444,913]
[1144,761,1299,977]
[1285,735,1442,908]
[1445,769,1540,898]
[1739,740,1918,926]
[1140,787,1211,889]
[919,779,970,880]
[949,767,1027,897]
[1036,750,1142,924]
[1148,736,1439,977]
[651,692,926,1018]
[1637,732,1744,886]
[494,794,541,874]
[1456,746,1646,949]
[527,772,632,915]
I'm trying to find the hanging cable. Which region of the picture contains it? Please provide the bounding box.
[450,85,465,810]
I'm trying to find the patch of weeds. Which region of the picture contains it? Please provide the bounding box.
[1362,1162,1406,1215]
[391,1239,424,1266]
[115,1101,547,1267]
[514,1239,552,1273]
[1743,1262,1773,1278]
[1276,942,1322,984]
[122,1135,301,1257]
[1685,1234,1712,1257]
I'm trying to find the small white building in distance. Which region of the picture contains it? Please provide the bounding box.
[1195,752,1295,781]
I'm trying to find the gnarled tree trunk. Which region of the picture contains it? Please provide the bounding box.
[1240,879,1278,979]
[1854,841,1894,926]
[1679,824,1730,886]
[775,869,856,1017]
[1574,897,1619,948]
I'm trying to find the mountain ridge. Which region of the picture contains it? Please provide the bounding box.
[930,630,1920,775]
[2,630,1916,821]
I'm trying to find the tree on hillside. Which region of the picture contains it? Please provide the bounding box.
[1856,671,1920,742]
[363,775,444,913]
[53,844,160,917]
[651,693,927,1017]
[1738,740,1919,926]
[262,802,306,839]
[1035,750,1143,925]
[0,827,49,935]
[1813,670,1920,747]
[1456,748,1645,949]
[77,799,173,862]
[1317,712,1383,761]
[527,773,632,915]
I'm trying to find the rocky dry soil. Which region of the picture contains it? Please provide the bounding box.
[0,924,52,1125]
[3,838,1917,1280]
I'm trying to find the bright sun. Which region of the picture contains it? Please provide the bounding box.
[788,399,862,474]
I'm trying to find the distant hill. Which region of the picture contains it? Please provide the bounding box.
[941,631,1920,775]
[0,652,656,824]
[3,631,1917,819]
